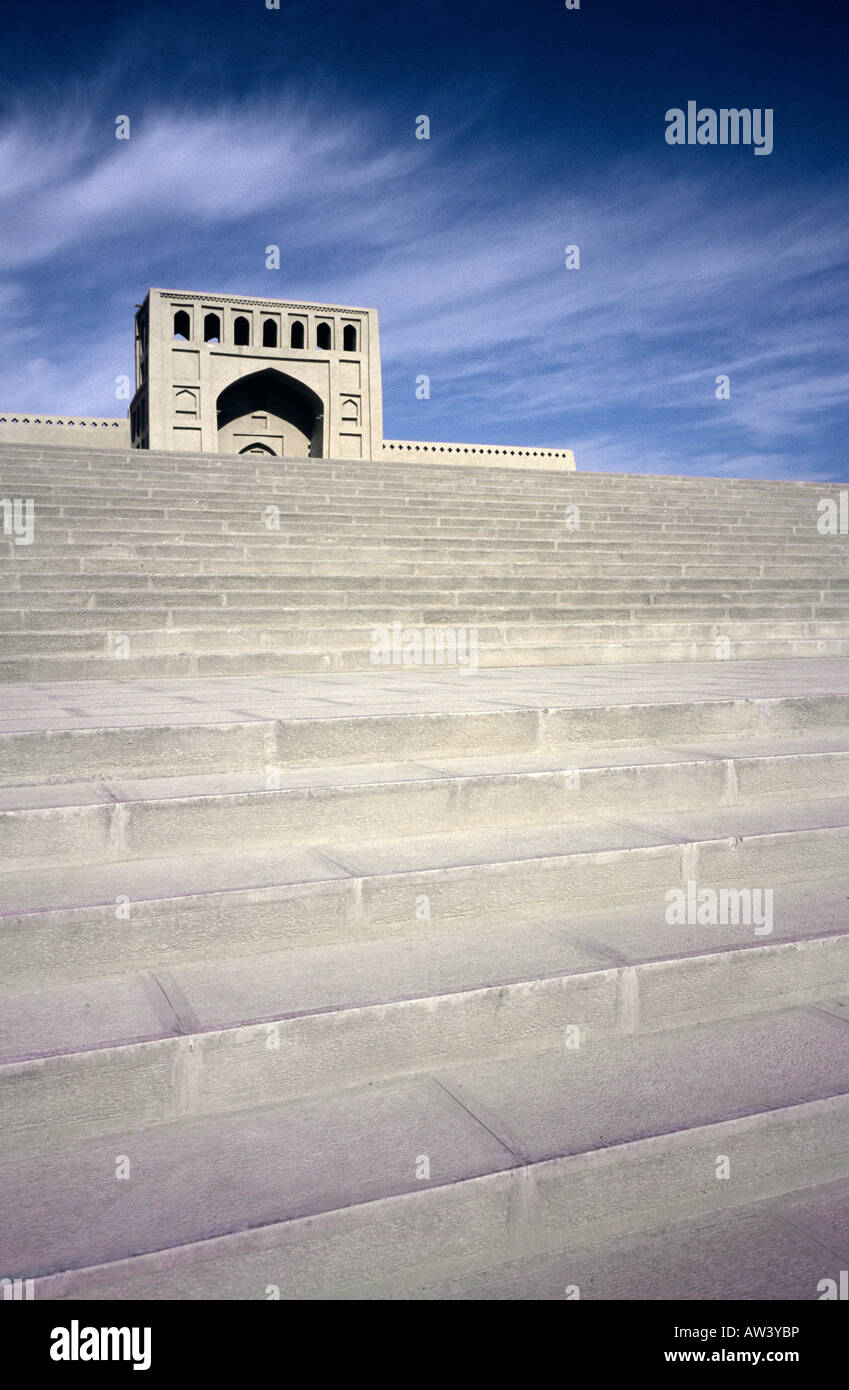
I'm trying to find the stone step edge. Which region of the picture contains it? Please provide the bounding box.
[4,926,849,1072]
[2,694,847,783]
[0,743,847,823]
[2,817,848,931]
[26,1090,849,1299]
[3,645,849,684]
[3,616,847,636]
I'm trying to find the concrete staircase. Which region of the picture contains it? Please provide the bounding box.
[2,441,849,1300]
[1,440,848,678]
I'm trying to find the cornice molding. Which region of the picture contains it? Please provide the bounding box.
[156,290,368,315]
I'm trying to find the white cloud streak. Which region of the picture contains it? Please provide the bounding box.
[0,94,846,480]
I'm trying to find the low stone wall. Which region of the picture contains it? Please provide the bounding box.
[381,438,576,471]
[0,414,129,448]
[0,419,574,467]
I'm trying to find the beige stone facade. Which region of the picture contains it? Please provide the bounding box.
[131,288,383,460]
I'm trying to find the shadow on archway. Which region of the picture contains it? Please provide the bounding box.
[216,369,324,457]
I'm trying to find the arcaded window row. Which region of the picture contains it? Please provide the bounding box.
[173,311,357,352]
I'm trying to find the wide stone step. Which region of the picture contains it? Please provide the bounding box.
[5,527,844,550]
[2,735,848,867]
[9,491,832,514]
[3,633,849,679]
[3,578,816,595]
[3,594,843,624]
[3,616,849,658]
[20,481,814,502]
[6,556,844,579]
[384,1173,849,1300]
[1,870,847,1071]
[10,499,831,527]
[3,577,842,599]
[3,692,847,784]
[3,794,849,983]
[5,500,831,520]
[4,1007,849,1297]
[419,1173,849,1301]
[12,608,848,633]
[11,512,832,537]
[3,607,846,638]
[4,525,839,548]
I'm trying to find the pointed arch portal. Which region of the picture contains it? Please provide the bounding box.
[216,368,324,458]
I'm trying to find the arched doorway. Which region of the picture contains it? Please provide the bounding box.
[216,368,324,458]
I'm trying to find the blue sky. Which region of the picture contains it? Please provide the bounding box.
[1,0,847,479]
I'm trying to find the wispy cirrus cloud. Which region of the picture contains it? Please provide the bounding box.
[0,91,846,480]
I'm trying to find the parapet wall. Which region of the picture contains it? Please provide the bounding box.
[382,439,576,471]
[0,418,575,468]
[0,414,129,448]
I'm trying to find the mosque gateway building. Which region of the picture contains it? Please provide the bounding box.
[131,289,382,459]
[0,288,576,470]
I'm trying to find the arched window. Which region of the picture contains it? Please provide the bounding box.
[204,312,221,343]
[290,321,305,349]
[233,316,250,346]
[343,324,357,352]
[263,319,278,348]
[316,321,332,350]
[173,310,190,340]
